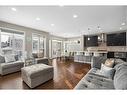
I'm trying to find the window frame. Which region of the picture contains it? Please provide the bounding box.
[32,33,46,57]
[0,27,25,60]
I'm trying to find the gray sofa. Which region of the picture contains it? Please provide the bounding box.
[74,56,127,89]
[0,55,24,75]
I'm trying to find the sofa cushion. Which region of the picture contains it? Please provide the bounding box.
[0,61,24,69]
[5,54,15,63]
[74,72,114,89]
[99,64,115,79]
[0,55,5,63]
[21,64,53,79]
[91,56,106,69]
[114,63,127,89]
[114,59,126,66]
[104,58,115,68]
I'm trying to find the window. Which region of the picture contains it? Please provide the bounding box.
[51,40,62,58]
[0,29,24,60]
[63,39,81,53]
[32,34,46,57]
[32,35,39,53]
[1,32,13,50]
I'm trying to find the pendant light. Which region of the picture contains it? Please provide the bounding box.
[87,28,90,40]
[97,26,101,40]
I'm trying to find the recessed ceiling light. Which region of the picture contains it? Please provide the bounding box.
[120,27,122,30]
[11,7,17,11]
[36,17,40,21]
[73,14,78,18]
[51,24,55,27]
[121,22,125,26]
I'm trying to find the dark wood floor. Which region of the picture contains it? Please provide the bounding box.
[0,58,91,89]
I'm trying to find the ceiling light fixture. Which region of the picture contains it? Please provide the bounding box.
[11,7,17,11]
[51,24,55,27]
[120,27,122,30]
[73,14,78,18]
[88,37,90,40]
[87,28,90,40]
[36,17,40,21]
[98,36,101,40]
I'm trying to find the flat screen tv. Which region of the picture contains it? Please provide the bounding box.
[85,35,98,47]
[107,32,126,46]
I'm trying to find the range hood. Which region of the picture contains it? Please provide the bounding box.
[98,33,106,43]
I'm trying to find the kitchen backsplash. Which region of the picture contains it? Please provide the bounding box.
[87,46,127,52]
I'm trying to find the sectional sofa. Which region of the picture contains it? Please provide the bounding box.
[74,56,127,89]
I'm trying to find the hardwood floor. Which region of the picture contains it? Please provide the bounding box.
[0,58,91,89]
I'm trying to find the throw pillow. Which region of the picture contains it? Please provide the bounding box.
[99,64,115,79]
[0,55,5,63]
[37,52,44,58]
[104,58,115,68]
[5,54,16,63]
[91,56,107,69]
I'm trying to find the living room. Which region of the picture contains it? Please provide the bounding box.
[0,1,127,95]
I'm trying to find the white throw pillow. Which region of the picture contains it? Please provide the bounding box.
[98,64,115,79]
[5,55,15,63]
[104,58,115,68]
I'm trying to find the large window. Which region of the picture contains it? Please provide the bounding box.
[51,40,62,58]
[0,29,24,60]
[32,34,46,57]
[63,39,81,54]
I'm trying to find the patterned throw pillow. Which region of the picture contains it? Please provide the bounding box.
[104,58,115,68]
[99,64,115,79]
[5,54,16,63]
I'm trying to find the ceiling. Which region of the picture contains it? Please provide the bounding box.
[0,6,127,38]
